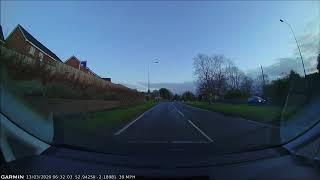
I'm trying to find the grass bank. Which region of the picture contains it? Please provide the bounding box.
[187,101,282,123]
[58,101,157,134]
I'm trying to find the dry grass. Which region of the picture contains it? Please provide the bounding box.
[1,46,144,105]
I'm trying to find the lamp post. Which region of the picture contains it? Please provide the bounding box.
[148,60,159,94]
[280,19,306,77]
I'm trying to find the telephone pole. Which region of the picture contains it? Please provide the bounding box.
[260,65,265,86]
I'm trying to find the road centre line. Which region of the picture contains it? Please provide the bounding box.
[177,110,184,117]
[187,120,214,143]
[172,103,178,111]
[172,103,214,143]
[182,103,278,129]
[172,104,184,117]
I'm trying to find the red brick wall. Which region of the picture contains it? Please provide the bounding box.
[5,28,28,56]
[25,43,52,64]
[65,57,80,70]
[80,66,87,73]
[65,57,96,76]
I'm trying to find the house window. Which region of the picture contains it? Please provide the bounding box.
[29,46,35,56]
[39,52,44,62]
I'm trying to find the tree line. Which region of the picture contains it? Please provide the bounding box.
[193,54,254,102]
[150,52,320,103]
[193,53,320,104]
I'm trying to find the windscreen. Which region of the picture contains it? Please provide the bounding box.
[1,1,320,156]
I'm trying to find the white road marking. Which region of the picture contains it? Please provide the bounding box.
[236,117,278,129]
[172,104,178,111]
[113,104,159,136]
[183,103,211,112]
[187,120,214,143]
[177,110,184,117]
[183,103,278,129]
[173,103,214,143]
[172,104,184,117]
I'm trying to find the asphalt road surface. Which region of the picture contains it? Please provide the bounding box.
[113,102,281,151]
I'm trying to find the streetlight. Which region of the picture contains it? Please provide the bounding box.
[148,59,159,93]
[280,19,306,77]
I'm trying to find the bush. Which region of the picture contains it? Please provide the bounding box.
[224,89,247,99]
[1,46,144,103]
[264,70,301,105]
[8,79,44,96]
[45,82,83,99]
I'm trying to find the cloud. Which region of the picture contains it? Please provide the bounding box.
[247,57,317,79]
[121,82,147,92]
[126,23,319,92]
[247,31,320,79]
[297,33,320,57]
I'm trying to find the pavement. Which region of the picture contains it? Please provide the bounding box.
[113,102,281,152]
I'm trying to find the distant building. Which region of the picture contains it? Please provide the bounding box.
[0,25,5,44]
[65,55,99,77]
[5,24,62,63]
[102,77,111,82]
[65,56,82,70]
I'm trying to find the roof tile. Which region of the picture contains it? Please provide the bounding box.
[18,24,62,62]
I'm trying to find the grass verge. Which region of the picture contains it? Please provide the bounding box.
[187,101,282,123]
[58,101,157,134]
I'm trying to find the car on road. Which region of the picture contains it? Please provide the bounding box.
[247,96,267,105]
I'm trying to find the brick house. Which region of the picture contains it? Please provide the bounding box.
[65,56,99,77]
[65,56,82,70]
[5,24,62,63]
[0,25,5,44]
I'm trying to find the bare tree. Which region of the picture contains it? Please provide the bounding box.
[240,75,253,95]
[226,64,245,90]
[193,54,231,100]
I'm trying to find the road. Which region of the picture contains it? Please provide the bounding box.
[113,102,281,151]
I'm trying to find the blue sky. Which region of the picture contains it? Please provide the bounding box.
[1,1,319,92]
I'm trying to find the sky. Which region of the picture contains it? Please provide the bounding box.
[1,1,319,93]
